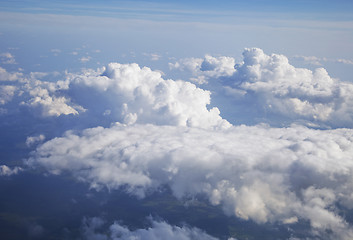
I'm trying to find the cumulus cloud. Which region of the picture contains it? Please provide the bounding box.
[23,86,82,117]
[0,165,23,176]
[68,63,230,129]
[172,48,353,127]
[0,61,229,128]
[82,217,220,240]
[230,48,353,126]
[169,55,235,84]
[27,123,353,239]
[0,68,85,117]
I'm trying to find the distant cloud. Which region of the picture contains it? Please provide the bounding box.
[26,134,45,147]
[80,56,91,63]
[169,55,235,84]
[0,165,23,176]
[143,52,162,61]
[0,67,22,81]
[0,85,16,105]
[50,49,61,53]
[82,217,221,240]
[0,52,16,64]
[50,48,61,56]
[293,55,353,66]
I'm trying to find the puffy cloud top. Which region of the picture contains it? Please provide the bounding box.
[70,63,230,129]
[171,48,353,128]
[234,48,342,122]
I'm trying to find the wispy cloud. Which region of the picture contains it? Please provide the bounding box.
[293,55,353,66]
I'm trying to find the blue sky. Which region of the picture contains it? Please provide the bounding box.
[1,0,353,80]
[1,0,353,17]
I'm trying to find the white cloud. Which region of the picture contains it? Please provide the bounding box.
[169,55,235,84]
[27,123,353,238]
[143,53,162,61]
[0,165,23,176]
[26,134,45,147]
[82,217,220,240]
[69,63,230,129]
[172,48,353,127]
[0,85,16,105]
[231,48,353,126]
[50,49,61,53]
[24,86,81,117]
[0,52,16,64]
[0,71,85,117]
[293,55,353,66]
[0,62,229,126]
[0,67,22,81]
[80,56,92,63]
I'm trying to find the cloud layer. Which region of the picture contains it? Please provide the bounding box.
[28,123,353,239]
[82,217,222,240]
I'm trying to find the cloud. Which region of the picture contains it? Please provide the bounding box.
[0,85,16,105]
[2,48,353,239]
[0,67,22,81]
[26,134,45,147]
[169,55,235,84]
[231,48,353,126]
[68,63,230,129]
[293,55,353,66]
[0,165,23,176]
[0,68,85,117]
[80,56,92,63]
[0,52,16,64]
[27,123,353,239]
[143,53,162,61]
[82,217,222,240]
[23,86,82,117]
[171,48,353,127]
[0,62,229,128]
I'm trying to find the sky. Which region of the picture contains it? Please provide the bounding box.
[1,1,353,240]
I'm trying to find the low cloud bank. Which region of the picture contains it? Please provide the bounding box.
[82,217,222,240]
[28,123,353,239]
